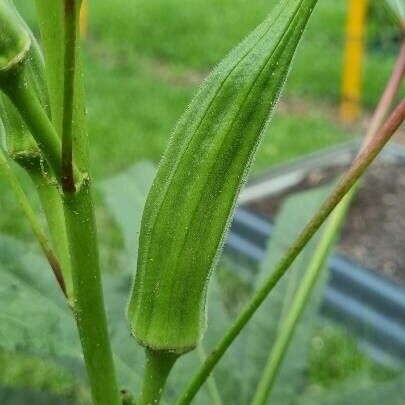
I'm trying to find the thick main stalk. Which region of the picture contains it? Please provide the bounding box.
[63,180,121,405]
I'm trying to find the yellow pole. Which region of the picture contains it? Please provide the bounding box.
[340,0,368,124]
[80,0,89,38]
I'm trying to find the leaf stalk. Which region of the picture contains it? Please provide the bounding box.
[0,149,66,295]
[63,179,121,405]
[138,349,178,405]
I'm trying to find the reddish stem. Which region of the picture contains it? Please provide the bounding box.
[364,39,405,143]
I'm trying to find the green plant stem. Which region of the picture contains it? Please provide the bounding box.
[252,37,405,405]
[138,349,178,405]
[34,0,90,173]
[251,191,353,405]
[29,167,73,299]
[176,99,405,405]
[61,0,79,193]
[28,2,120,401]
[2,71,62,178]
[197,345,223,405]
[1,69,80,184]
[0,149,66,295]
[63,179,121,405]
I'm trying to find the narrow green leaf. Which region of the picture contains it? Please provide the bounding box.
[129,0,319,355]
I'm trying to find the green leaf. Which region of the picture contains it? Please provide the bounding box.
[196,276,245,404]
[103,272,145,391]
[0,157,221,402]
[0,235,80,358]
[0,161,161,394]
[0,385,75,404]
[242,185,332,404]
[99,161,156,269]
[0,233,142,390]
[301,375,405,405]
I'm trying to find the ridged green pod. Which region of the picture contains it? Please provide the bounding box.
[128,0,318,354]
[0,0,30,80]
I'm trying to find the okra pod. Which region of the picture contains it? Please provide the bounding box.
[129,0,318,354]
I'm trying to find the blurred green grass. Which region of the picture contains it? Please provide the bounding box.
[2,0,398,238]
[308,325,398,391]
[10,0,398,184]
[2,0,368,235]
[87,0,398,106]
[84,49,351,178]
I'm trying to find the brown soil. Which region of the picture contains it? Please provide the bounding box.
[249,161,405,285]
